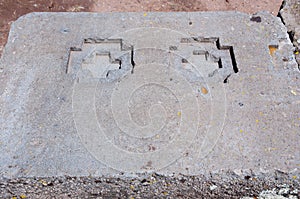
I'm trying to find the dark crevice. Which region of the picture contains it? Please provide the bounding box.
[216,39,239,83]
[287,31,295,43]
[130,47,135,74]
[277,11,285,25]
[216,39,239,73]
[218,59,223,69]
[277,0,300,70]
[118,60,122,69]
[277,1,296,45]
[229,46,238,73]
[216,39,221,49]
[277,0,286,24]
[223,74,231,84]
[277,0,286,23]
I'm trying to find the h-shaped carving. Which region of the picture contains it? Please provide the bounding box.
[67,39,133,81]
[170,37,238,83]
[67,37,238,83]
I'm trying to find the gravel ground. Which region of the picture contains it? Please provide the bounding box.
[0,171,299,198]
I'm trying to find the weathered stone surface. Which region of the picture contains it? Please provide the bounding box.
[280,0,300,65]
[0,12,299,178]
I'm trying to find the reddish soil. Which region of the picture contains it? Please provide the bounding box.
[0,0,283,56]
[0,0,93,55]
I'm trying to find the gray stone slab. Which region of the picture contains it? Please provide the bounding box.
[280,0,300,65]
[0,12,299,178]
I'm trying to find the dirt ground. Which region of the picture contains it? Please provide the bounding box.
[0,0,283,56]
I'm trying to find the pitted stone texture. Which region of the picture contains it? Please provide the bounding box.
[280,0,300,66]
[0,12,299,178]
